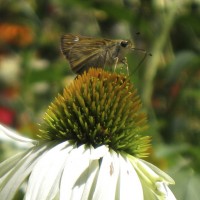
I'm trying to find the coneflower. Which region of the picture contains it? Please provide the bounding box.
[0,68,176,200]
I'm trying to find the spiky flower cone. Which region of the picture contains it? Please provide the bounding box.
[39,68,150,157]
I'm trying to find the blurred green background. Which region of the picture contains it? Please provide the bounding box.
[0,0,199,199]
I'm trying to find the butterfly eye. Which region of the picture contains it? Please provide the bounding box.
[120,40,129,48]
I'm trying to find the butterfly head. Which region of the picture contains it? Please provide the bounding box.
[120,40,133,49]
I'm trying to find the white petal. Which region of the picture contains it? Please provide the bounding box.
[129,157,174,185]
[118,155,143,200]
[90,145,109,160]
[92,150,120,200]
[25,141,73,200]
[0,144,47,200]
[138,159,175,184]
[155,182,176,200]
[165,185,176,200]
[0,124,37,145]
[76,145,110,199]
[80,158,99,199]
[131,157,161,185]
[128,156,176,199]
[60,144,91,200]
[0,150,31,179]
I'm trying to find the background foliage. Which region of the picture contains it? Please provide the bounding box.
[0,0,199,199]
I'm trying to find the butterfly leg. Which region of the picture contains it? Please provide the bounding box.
[114,57,119,72]
[121,57,129,75]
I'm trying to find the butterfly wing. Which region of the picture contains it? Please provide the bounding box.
[61,34,113,74]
